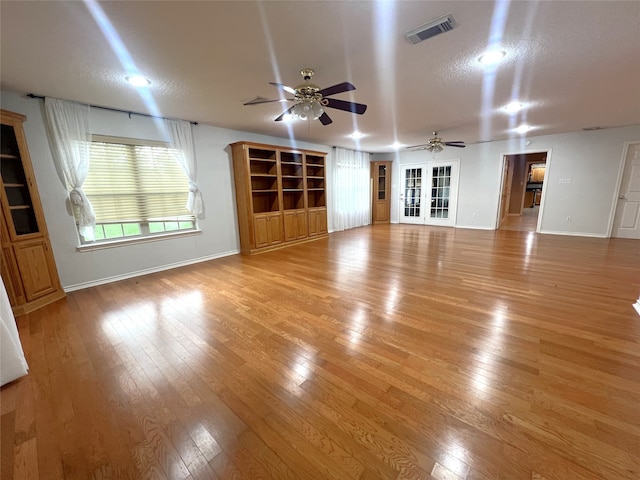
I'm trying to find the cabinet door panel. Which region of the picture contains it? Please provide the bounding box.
[254,215,270,248]
[374,200,389,222]
[284,211,307,241]
[295,211,308,239]
[308,208,327,237]
[268,213,283,245]
[308,210,319,237]
[283,212,297,242]
[13,240,57,301]
[318,209,327,234]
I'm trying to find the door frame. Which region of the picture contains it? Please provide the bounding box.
[495,148,552,232]
[608,141,640,238]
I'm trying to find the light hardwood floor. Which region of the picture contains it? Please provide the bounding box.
[1,225,639,480]
[499,207,539,232]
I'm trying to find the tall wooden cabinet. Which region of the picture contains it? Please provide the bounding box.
[231,142,328,254]
[371,161,392,224]
[1,109,65,315]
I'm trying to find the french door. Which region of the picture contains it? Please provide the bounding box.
[399,160,459,227]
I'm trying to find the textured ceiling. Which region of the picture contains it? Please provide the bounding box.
[1,1,639,152]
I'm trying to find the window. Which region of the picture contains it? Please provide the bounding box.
[80,135,196,244]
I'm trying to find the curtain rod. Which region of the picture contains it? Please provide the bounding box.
[26,93,199,125]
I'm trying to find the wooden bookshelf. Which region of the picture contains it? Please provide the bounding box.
[231,142,328,254]
[1,109,65,315]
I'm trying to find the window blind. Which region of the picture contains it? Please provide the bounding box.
[84,139,193,223]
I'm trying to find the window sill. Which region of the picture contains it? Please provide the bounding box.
[76,229,202,252]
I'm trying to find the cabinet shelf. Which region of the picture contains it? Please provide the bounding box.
[0,153,19,159]
[251,173,278,177]
[9,205,31,210]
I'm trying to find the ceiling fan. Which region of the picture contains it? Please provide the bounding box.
[407,132,466,152]
[243,68,367,125]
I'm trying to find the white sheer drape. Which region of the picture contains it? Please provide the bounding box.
[331,147,371,231]
[166,119,204,217]
[44,97,96,240]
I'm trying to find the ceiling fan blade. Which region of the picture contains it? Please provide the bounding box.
[325,98,367,115]
[269,82,297,95]
[274,106,295,122]
[445,143,466,148]
[244,98,292,105]
[444,141,465,144]
[317,82,356,97]
[406,144,429,149]
[319,112,333,125]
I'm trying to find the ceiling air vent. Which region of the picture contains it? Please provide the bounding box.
[405,14,457,45]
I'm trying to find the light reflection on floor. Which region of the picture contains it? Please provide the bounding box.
[471,303,508,401]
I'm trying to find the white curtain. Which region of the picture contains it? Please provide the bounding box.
[44,97,95,240]
[331,147,371,231]
[166,119,204,217]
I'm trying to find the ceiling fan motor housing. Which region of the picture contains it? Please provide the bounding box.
[295,69,326,105]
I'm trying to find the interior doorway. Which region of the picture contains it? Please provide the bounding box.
[497,151,548,232]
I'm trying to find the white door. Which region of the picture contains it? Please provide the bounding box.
[400,165,425,224]
[400,161,459,227]
[613,143,640,239]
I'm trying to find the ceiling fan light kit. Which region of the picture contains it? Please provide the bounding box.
[244,68,367,126]
[291,98,325,121]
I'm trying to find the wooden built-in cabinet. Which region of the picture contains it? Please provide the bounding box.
[371,161,392,224]
[1,109,65,315]
[231,142,328,254]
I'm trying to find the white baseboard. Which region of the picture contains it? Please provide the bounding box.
[455,225,494,230]
[634,298,640,317]
[538,230,608,238]
[64,249,240,292]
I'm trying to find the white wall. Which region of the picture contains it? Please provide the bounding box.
[374,125,640,236]
[1,91,330,290]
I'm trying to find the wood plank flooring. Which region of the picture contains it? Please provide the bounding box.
[1,224,639,480]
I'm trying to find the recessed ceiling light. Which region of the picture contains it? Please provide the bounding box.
[391,142,403,150]
[515,124,533,134]
[503,101,524,113]
[478,49,506,65]
[125,75,151,87]
[349,131,365,139]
